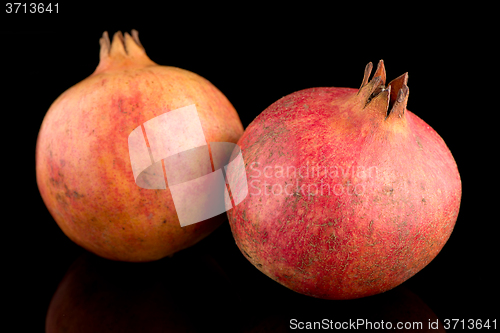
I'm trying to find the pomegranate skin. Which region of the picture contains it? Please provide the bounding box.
[227,61,461,300]
[36,30,243,262]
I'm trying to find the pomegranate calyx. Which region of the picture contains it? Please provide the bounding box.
[373,59,387,85]
[357,60,386,109]
[359,60,386,90]
[368,85,391,117]
[362,76,385,108]
[94,29,155,75]
[386,83,409,120]
[359,62,373,89]
[357,61,410,121]
[387,72,408,103]
[385,72,409,119]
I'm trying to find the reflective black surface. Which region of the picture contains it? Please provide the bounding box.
[44,224,448,332]
[13,216,498,332]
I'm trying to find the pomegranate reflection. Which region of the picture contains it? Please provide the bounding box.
[45,250,242,332]
[46,228,447,332]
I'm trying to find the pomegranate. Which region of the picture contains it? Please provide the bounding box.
[36,30,243,262]
[226,60,461,299]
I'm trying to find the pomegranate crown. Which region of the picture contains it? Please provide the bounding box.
[93,29,156,75]
[357,60,409,121]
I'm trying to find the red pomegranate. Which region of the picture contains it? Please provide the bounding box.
[36,30,243,262]
[226,60,461,300]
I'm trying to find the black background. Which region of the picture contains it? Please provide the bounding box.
[2,4,496,332]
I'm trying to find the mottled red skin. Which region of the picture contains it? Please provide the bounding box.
[36,32,243,262]
[227,82,461,300]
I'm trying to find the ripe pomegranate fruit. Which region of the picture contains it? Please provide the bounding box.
[226,60,461,300]
[36,30,243,262]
